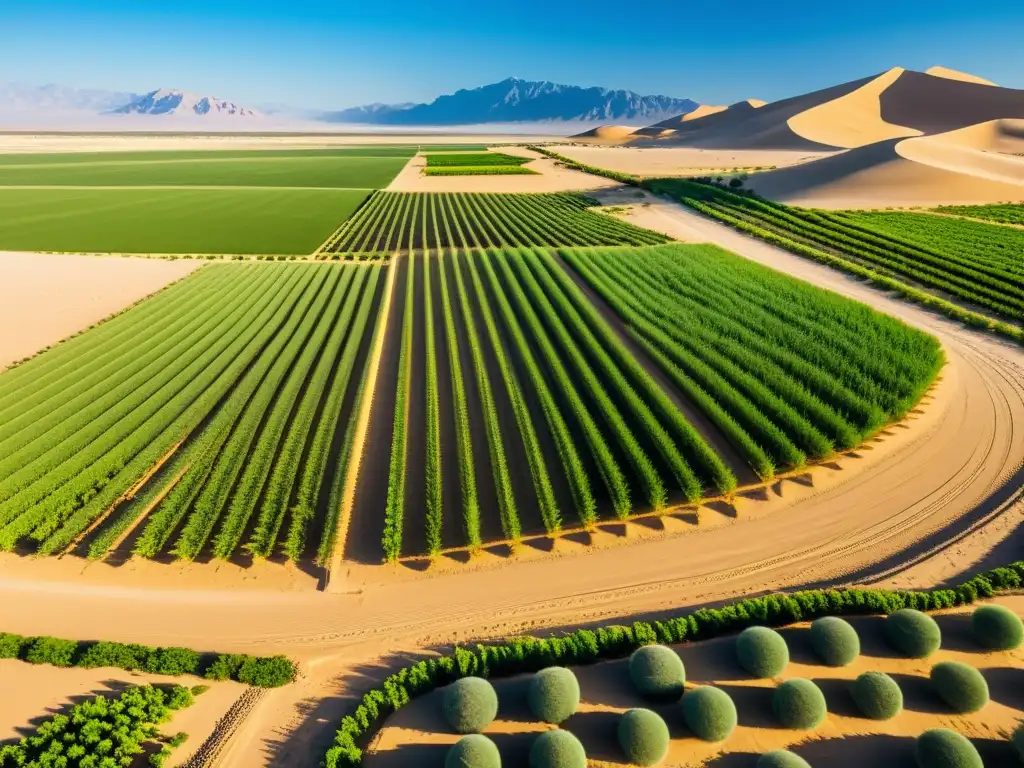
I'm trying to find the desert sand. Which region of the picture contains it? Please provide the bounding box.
[366,597,1024,767]
[926,66,997,87]
[386,147,620,192]
[569,125,638,143]
[0,659,246,767]
[0,252,200,369]
[553,146,833,176]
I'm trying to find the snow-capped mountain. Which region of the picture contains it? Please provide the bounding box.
[323,77,698,125]
[110,89,260,117]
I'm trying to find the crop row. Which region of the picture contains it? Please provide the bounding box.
[371,248,730,560]
[931,202,1024,227]
[422,165,538,176]
[562,244,944,478]
[319,192,668,254]
[645,179,1024,324]
[423,152,530,167]
[0,263,385,563]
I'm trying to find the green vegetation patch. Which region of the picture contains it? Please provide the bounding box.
[681,685,737,742]
[757,751,812,768]
[527,666,580,724]
[971,604,1023,650]
[617,708,670,767]
[441,677,498,734]
[808,616,860,666]
[424,152,530,167]
[930,661,989,713]
[850,671,903,720]
[932,202,1024,226]
[629,644,685,700]
[446,734,501,768]
[0,187,368,254]
[885,609,942,658]
[529,730,586,768]
[772,678,827,730]
[736,626,790,678]
[915,728,983,768]
[423,165,538,176]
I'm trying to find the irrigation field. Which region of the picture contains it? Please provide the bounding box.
[348,245,941,561]
[319,192,668,255]
[0,262,384,563]
[647,179,1024,325]
[422,151,536,176]
[933,202,1024,225]
[0,148,414,255]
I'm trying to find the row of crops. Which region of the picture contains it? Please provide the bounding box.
[0,262,383,562]
[646,179,1024,324]
[423,152,530,167]
[318,192,668,255]
[933,202,1024,226]
[360,245,941,561]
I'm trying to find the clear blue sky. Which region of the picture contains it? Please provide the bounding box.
[1,1,1022,109]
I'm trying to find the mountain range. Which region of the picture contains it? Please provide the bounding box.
[111,89,259,117]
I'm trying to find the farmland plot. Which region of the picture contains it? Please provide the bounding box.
[0,262,385,563]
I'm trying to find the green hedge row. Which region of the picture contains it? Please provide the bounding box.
[0,632,295,688]
[323,561,1024,767]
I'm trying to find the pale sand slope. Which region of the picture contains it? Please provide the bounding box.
[569,125,638,143]
[554,146,834,176]
[926,66,998,86]
[750,119,1024,208]
[386,147,620,193]
[0,253,200,369]
[367,597,1024,768]
[0,659,245,767]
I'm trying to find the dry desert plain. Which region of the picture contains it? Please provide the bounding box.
[1,67,1023,768]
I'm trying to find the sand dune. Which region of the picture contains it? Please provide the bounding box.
[568,125,637,142]
[926,65,997,86]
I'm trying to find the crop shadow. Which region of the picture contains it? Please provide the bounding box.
[793,734,917,767]
[984,665,1024,709]
[886,673,945,714]
[562,710,626,763]
[713,684,779,728]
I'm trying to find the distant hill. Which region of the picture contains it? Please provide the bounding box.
[0,83,140,114]
[323,77,698,125]
[111,89,259,118]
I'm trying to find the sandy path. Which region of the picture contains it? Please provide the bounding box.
[0,252,200,369]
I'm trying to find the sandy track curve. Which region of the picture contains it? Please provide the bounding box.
[0,202,1020,667]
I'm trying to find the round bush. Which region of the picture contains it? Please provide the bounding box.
[808,617,860,667]
[850,671,903,720]
[618,708,670,767]
[681,686,737,742]
[971,605,1023,651]
[527,667,580,724]
[736,626,790,678]
[629,645,685,700]
[757,750,812,768]
[1013,724,1024,761]
[442,677,499,734]
[772,678,827,730]
[930,661,989,714]
[529,729,586,768]
[446,735,501,768]
[885,609,941,658]
[915,728,982,768]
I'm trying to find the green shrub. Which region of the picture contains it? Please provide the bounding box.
[930,661,989,713]
[629,644,685,700]
[78,641,150,670]
[681,686,737,742]
[0,632,31,659]
[1013,725,1024,762]
[24,636,78,667]
[236,655,296,687]
[885,609,942,658]
[772,678,827,730]
[168,732,189,748]
[446,734,501,768]
[144,647,201,676]
[736,626,789,678]
[808,617,860,666]
[915,728,982,768]
[971,605,1023,650]
[527,667,580,724]
[850,671,903,720]
[617,708,670,767]
[529,729,586,768]
[442,677,498,734]
[191,685,210,696]
[757,751,811,768]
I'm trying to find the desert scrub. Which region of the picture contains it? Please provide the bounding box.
[930,661,989,713]
[772,678,827,730]
[527,666,580,724]
[971,604,1023,650]
[629,644,685,700]
[757,751,811,768]
[885,609,942,658]
[529,729,586,768]
[445,734,501,768]
[681,685,737,742]
[736,626,789,678]
[915,729,983,768]
[808,616,860,666]
[441,677,498,734]
[618,708,670,767]
[850,671,903,720]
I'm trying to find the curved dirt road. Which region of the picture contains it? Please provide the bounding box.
[0,202,1022,765]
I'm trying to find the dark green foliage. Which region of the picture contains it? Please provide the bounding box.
[445,734,501,768]
[425,152,530,168]
[885,609,942,658]
[930,661,989,713]
[322,560,1024,768]
[772,678,827,730]
[808,616,860,666]
[191,685,210,696]
[736,626,789,678]
[442,677,498,734]
[681,686,737,742]
[617,708,670,767]
[850,671,903,720]
[0,630,295,686]
[757,751,812,768]
[1012,725,1024,761]
[915,729,983,768]
[529,730,586,768]
[971,604,1023,650]
[168,732,189,748]
[527,667,580,724]
[629,644,685,700]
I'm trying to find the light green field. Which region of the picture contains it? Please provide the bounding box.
[0,148,414,254]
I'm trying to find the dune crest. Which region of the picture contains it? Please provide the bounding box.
[925,66,997,86]
[569,125,637,142]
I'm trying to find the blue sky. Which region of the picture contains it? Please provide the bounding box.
[1,1,1022,109]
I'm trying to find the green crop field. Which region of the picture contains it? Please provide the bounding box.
[319,192,668,255]
[423,165,538,176]
[0,262,384,564]
[0,148,413,254]
[424,152,530,167]
[352,245,940,561]
[933,203,1024,225]
[647,179,1024,326]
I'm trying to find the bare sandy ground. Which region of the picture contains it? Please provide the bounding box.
[386,147,620,193]
[366,597,1024,767]
[0,252,200,369]
[0,659,246,767]
[0,134,564,155]
[554,146,834,176]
